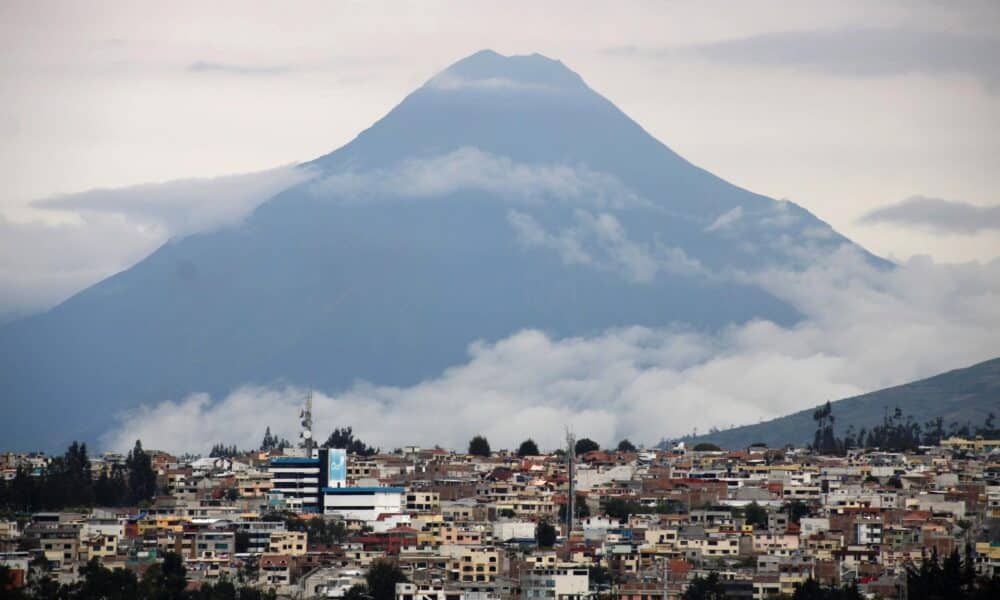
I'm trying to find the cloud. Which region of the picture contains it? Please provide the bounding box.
[611,28,1000,87]
[35,165,314,238]
[0,214,162,322]
[101,247,1000,455]
[188,61,293,76]
[858,195,1000,234]
[310,147,642,209]
[1,166,313,319]
[508,209,702,282]
[425,72,559,93]
[706,206,743,232]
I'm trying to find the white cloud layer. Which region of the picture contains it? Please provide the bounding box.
[508,209,703,282]
[0,213,162,322]
[0,166,312,320]
[36,165,314,238]
[310,147,642,209]
[101,247,1000,455]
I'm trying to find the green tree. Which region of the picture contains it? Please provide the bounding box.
[791,577,863,600]
[783,500,811,524]
[468,435,491,457]
[366,561,407,600]
[743,501,768,529]
[536,520,557,548]
[574,438,599,456]
[126,440,157,506]
[683,572,724,600]
[343,583,369,600]
[559,493,591,521]
[602,498,642,520]
[692,443,721,452]
[139,551,187,599]
[75,558,140,600]
[616,439,637,452]
[517,439,540,457]
[324,427,377,456]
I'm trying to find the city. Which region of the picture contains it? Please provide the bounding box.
[2,406,999,599]
[3,3,999,600]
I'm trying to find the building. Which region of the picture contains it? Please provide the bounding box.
[521,566,590,600]
[268,448,347,512]
[323,487,405,521]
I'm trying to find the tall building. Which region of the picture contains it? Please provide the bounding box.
[268,448,347,513]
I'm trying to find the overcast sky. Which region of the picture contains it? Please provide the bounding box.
[1,0,999,317]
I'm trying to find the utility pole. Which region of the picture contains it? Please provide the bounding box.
[566,429,576,537]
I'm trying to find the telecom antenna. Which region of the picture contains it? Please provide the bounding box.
[300,391,314,457]
[566,428,576,537]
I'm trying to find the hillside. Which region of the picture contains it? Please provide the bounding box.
[680,357,1000,449]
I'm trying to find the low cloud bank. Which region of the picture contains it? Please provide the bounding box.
[0,166,312,319]
[101,248,1000,455]
[310,147,643,210]
[35,165,313,238]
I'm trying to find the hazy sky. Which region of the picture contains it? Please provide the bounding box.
[1,0,999,317]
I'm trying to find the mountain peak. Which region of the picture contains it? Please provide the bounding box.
[426,49,587,92]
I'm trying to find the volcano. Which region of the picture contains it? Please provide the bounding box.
[0,50,884,450]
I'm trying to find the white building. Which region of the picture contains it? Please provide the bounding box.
[323,487,404,521]
[521,567,590,600]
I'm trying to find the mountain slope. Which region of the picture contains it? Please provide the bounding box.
[1,50,882,450]
[680,357,1000,449]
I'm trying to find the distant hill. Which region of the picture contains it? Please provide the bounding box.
[679,357,1000,449]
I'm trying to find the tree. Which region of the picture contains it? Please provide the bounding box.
[574,438,599,456]
[366,561,407,600]
[783,500,811,524]
[602,498,641,520]
[75,558,140,600]
[559,493,590,521]
[126,440,157,506]
[261,426,277,451]
[139,551,187,599]
[743,501,768,529]
[692,443,721,452]
[323,426,377,456]
[790,578,863,600]
[468,435,491,457]
[616,439,637,453]
[536,520,557,548]
[0,564,28,600]
[517,439,540,457]
[209,443,239,458]
[343,584,369,600]
[811,401,844,455]
[683,572,724,600]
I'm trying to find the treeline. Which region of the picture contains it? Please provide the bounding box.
[1,552,276,599]
[323,427,377,456]
[209,426,292,458]
[602,497,685,520]
[209,426,372,459]
[812,401,998,455]
[905,546,1000,600]
[0,440,157,512]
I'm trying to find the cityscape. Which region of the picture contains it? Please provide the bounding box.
[2,2,999,599]
[1,402,999,599]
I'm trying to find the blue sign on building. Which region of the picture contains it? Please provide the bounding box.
[327,448,347,486]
